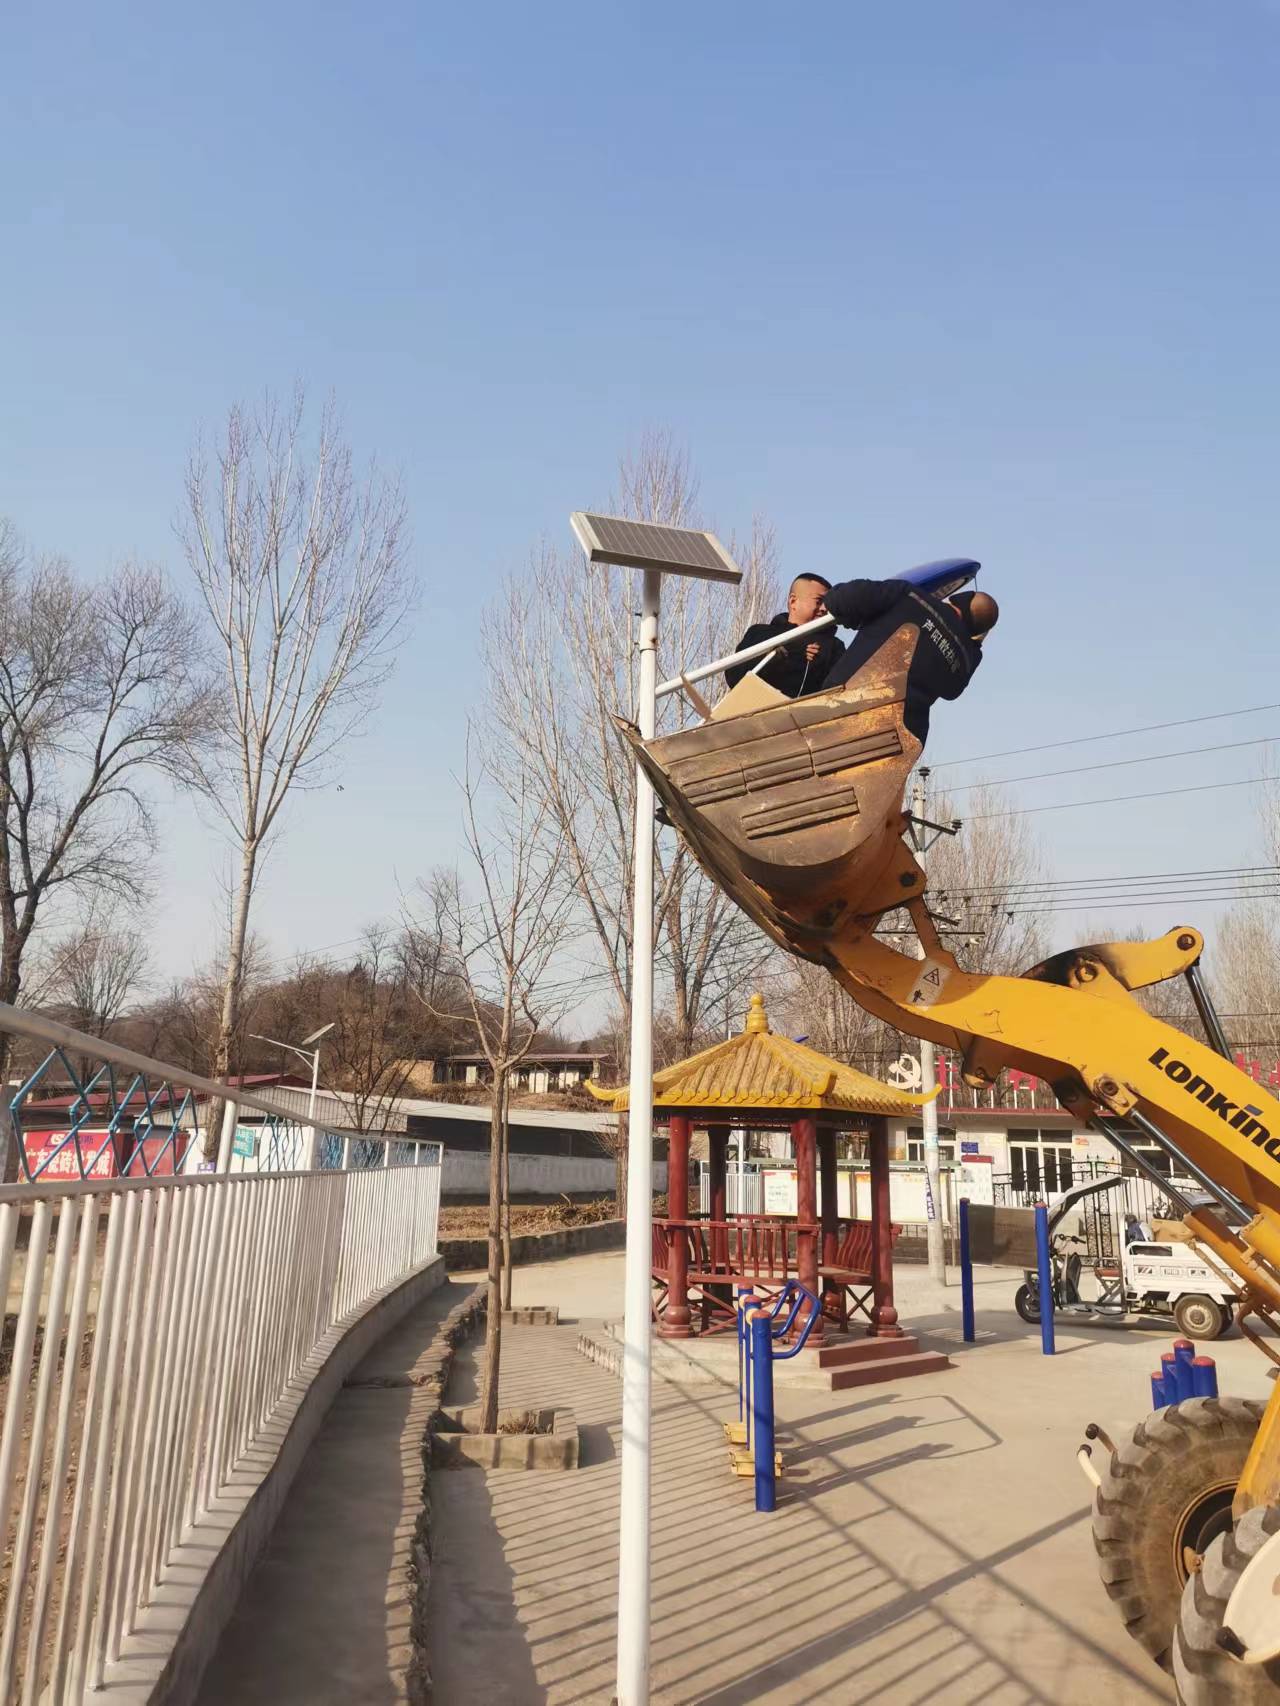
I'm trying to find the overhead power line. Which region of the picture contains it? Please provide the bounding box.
[931,702,1280,770]
[942,735,1276,794]
[1000,891,1280,915]
[971,774,1280,819]
[962,886,1279,912]
[937,864,1280,898]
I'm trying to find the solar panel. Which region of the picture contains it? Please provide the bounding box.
[570,512,743,584]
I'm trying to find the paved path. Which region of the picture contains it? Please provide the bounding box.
[194,1277,478,1706]
[426,1253,1277,1705]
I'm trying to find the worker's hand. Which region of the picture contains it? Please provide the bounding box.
[805,642,821,662]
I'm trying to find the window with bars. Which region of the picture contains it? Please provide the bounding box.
[1008,1129,1074,1196]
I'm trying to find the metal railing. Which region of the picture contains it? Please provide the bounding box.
[0,1005,444,1703]
[694,1160,765,1218]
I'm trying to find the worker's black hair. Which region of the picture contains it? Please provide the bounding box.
[791,572,832,592]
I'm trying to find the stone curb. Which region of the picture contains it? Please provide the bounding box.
[431,1404,579,1471]
[502,1305,559,1325]
[576,1331,623,1378]
[440,1217,625,1271]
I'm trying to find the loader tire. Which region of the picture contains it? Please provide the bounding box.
[1092,1396,1265,1671]
[1173,1505,1280,1704]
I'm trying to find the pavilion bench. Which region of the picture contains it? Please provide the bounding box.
[821,1219,902,1329]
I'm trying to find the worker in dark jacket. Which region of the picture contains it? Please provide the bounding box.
[820,579,999,745]
[724,574,846,699]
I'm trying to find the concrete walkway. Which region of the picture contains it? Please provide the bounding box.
[194,1277,479,1706]
[426,1253,1277,1705]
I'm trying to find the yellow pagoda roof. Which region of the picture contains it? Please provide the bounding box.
[585,992,938,1116]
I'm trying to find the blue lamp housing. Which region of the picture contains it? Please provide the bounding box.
[892,558,980,598]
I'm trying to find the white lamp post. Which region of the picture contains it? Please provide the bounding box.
[569,512,741,1706]
[248,1021,336,1170]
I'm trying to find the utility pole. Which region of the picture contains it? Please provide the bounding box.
[911,769,946,1283]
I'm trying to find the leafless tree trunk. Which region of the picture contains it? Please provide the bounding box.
[410,733,574,1432]
[483,432,777,1205]
[0,522,212,1172]
[180,389,411,1156]
[500,1076,513,1310]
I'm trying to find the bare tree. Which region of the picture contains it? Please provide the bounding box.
[0,523,211,1167]
[418,736,575,1433]
[127,933,275,1079]
[325,924,421,1132]
[180,389,412,1155]
[484,434,777,1199]
[39,901,150,1075]
[925,780,1051,976]
[774,955,909,1075]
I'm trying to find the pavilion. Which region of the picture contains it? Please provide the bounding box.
[588,992,938,1345]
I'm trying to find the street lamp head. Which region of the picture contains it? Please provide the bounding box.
[248,1032,292,1053]
[569,512,743,585]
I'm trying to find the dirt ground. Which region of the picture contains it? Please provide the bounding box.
[439,1196,618,1239]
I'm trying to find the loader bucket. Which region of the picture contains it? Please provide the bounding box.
[622,623,924,951]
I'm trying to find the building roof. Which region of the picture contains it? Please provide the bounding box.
[441,1051,603,1065]
[586,993,938,1118]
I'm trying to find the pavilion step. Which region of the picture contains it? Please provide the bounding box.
[828,1349,952,1390]
[817,1334,924,1370]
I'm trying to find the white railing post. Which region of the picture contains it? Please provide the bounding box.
[0,991,446,1704]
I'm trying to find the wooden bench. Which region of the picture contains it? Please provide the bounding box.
[651,1218,817,1333]
[821,1219,902,1328]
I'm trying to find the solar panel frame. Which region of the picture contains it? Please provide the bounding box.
[570,512,743,584]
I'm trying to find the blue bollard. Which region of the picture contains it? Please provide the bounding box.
[1034,1203,1055,1356]
[1192,1355,1218,1398]
[750,1310,776,1513]
[959,1197,976,1345]
[1161,1350,1179,1401]
[1151,1371,1169,1409]
[1173,1339,1196,1402]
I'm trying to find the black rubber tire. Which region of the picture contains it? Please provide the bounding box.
[1014,1282,1040,1323]
[1093,1396,1266,1671]
[1174,1505,1280,1704]
[1173,1294,1232,1341]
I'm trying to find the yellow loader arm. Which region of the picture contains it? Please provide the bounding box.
[818,841,1280,1514]
[621,634,1280,1507]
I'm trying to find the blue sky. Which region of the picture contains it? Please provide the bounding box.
[3,2,1278,1021]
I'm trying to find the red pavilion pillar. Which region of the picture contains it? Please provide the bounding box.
[709,1124,729,1270]
[868,1115,902,1338]
[818,1127,840,1323]
[663,1114,693,1338]
[792,1115,822,1342]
